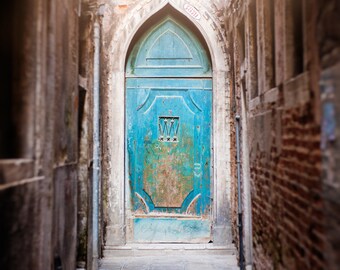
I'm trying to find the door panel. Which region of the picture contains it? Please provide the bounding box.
[126,78,212,242]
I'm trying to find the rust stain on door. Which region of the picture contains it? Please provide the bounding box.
[143,135,194,208]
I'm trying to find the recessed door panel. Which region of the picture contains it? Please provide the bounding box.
[126,79,212,242]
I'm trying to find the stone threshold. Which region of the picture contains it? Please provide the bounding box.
[103,243,237,257]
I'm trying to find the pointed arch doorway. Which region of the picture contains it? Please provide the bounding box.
[125,17,212,243]
[103,1,232,248]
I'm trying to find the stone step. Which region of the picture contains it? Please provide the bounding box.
[103,244,238,257]
[100,254,239,270]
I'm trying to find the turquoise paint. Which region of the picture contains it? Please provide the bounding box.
[134,218,211,242]
[126,17,212,242]
[126,17,211,78]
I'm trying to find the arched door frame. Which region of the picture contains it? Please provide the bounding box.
[101,0,232,246]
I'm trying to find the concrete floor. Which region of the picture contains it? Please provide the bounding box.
[100,244,239,270]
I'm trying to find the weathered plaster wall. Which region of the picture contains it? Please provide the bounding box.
[0,0,80,269]
[51,0,80,268]
[77,1,96,267]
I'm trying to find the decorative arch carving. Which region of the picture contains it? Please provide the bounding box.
[126,16,212,77]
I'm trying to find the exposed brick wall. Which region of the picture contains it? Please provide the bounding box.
[250,105,324,269]
[223,0,340,269]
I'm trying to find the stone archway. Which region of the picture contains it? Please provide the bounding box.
[101,0,232,247]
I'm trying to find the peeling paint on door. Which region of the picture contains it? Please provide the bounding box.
[126,17,212,242]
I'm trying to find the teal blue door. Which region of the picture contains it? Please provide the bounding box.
[126,17,212,243]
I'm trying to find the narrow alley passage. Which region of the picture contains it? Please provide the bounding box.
[1,1,340,270]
